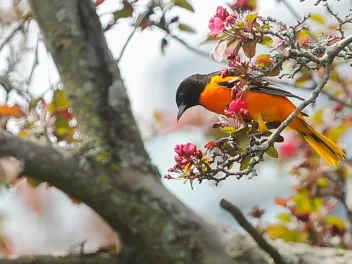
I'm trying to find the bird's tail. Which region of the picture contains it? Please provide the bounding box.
[298,120,345,166]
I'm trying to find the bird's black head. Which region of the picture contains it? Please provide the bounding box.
[176,74,208,121]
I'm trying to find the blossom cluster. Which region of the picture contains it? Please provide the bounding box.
[165,143,206,181]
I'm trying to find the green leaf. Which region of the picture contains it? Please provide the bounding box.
[261,24,272,30]
[199,34,227,45]
[312,108,324,124]
[325,216,345,230]
[266,224,289,238]
[266,146,278,158]
[267,68,281,77]
[310,13,325,24]
[256,54,272,67]
[26,177,42,188]
[278,213,292,222]
[114,2,133,21]
[294,73,311,87]
[240,155,251,171]
[246,12,258,23]
[221,126,237,134]
[173,0,194,12]
[178,23,196,33]
[242,41,256,58]
[326,124,345,142]
[260,36,273,46]
[49,89,69,113]
[317,177,329,188]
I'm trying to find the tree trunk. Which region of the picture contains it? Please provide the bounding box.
[28,0,236,263]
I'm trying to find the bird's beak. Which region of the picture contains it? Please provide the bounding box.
[177,104,187,122]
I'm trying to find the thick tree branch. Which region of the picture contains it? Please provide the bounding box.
[220,200,287,264]
[27,1,237,263]
[0,252,120,264]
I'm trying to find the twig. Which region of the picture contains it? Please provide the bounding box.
[0,15,30,52]
[279,0,302,22]
[117,27,137,62]
[220,199,287,264]
[26,32,40,88]
[273,79,352,109]
[167,32,210,58]
[267,34,352,146]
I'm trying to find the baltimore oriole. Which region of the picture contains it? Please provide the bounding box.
[176,71,345,166]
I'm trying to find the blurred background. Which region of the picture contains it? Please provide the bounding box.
[0,0,351,256]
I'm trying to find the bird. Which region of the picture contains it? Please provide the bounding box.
[175,71,345,166]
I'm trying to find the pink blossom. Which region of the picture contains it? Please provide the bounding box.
[230,84,241,99]
[208,17,225,36]
[231,0,256,11]
[279,140,298,160]
[225,99,249,116]
[215,6,229,21]
[221,68,229,78]
[184,142,197,155]
[173,143,203,168]
[226,15,235,25]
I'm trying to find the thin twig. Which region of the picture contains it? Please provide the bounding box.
[267,34,352,146]
[167,32,210,58]
[117,27,137,62]
[279,0,302,21]
[273,79,352,108]
[220,199,287,264]
[0,15,30,52]
[26,32,40,88]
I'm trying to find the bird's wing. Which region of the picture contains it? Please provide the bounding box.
[214,75,309,117]
[249,80,305,101]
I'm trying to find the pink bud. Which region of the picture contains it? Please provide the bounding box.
[164,174,172,179]
[195,150,203,159]
[215,6,229,21]
[221,68,229,78]
[184,143,197,155]
[174,155,183,162]
[174,144,182,154]
[226,15,235,25]
[208,17,225,36]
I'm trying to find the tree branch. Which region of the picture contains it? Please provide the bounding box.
[27,1,237,263]
[220,199,287,264]
[0,253,120,264]
[267,34,352,146]
[0,14,31,52]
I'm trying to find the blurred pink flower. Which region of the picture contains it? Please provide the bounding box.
[215,6,229,20]
[225,99,249,116]
[208,17,225,36]
[279,139,298,160]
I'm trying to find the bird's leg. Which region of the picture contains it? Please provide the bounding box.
[254,113,267,132]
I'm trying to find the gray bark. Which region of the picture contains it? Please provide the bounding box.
[26,0,236,263]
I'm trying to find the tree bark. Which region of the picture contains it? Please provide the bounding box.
[27,0,236,263]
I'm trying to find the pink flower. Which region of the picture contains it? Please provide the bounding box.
[279,140,298,160]
[225,99,249,116]
[231,0,256,11]
[226,15,235,25]
[215,6,229,21]
[173,143,203,169]
[209,17,225,36]
[221,68,229,78]
[184,142,197,155]
[231,84,240,99]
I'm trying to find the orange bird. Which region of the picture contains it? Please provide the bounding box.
[175,71,345,166]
